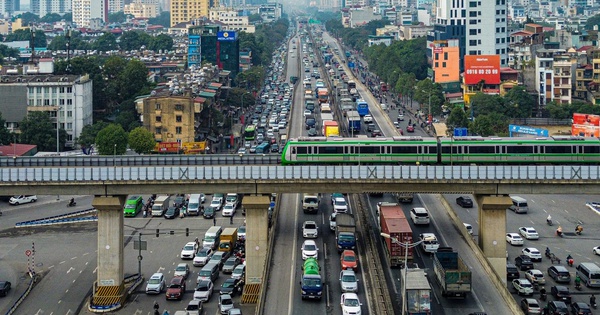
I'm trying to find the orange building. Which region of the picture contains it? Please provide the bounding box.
[432,39,460,84]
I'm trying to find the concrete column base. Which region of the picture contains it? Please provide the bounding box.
[240,195,270,304]
[91,195,126,308]
[475,194,512,280]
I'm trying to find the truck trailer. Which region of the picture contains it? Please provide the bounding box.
[377,202,413,267]
[433,247,472,298]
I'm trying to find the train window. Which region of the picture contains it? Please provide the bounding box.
[391,146,418,154]
[319,146,343,154]
[429,146,437,154]
[545,146,571,154]
[584,146,600,154]
[506,146,533,154]
[296,147,307,154]
[359,146,380,154]
[469,146,495,154]
[441,147,450,154]
[533,146,539,154]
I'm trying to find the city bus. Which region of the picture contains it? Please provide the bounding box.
[356,99,369,116]
[244,125,256,141]
[255,142,271,154]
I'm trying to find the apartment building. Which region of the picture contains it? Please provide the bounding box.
[72,0,107,28]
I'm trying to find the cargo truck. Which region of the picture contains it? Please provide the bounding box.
[433,247,472,298]
[340,97,354,115]
[151,195,170,216]
[335,213,356,253]
[347,111,361,132]
[402,268,432,315]
[323,121,340,137]
[377,202,413,267]
[218,227,238,253]
[300,258,323,300]
[397,192,415,203]
[302,193,320,214]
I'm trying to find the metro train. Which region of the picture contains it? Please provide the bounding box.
[280,136,600,165]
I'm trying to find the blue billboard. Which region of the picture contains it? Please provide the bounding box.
[217,31,237,41]
[509,125,549,137]
[453,127,468,137]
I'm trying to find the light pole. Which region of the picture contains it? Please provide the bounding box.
[56,106,62,154]
[380,233,425,315]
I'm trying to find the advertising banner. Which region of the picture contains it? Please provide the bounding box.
[154,142,180,153]
[572,113,600,137]
[463,55,501,85]
[217,31,236,41]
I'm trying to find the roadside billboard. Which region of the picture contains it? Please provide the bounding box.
[154,142,180,153]
[572,113,600,137]
[463,55,501,85]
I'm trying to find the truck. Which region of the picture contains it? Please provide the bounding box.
[218,227,238,253]
[347,111,361,133]
[378,202,413,267]
[151,195,170,216]
[301,258,323,300]
[402,268,432,315]
[397,192,415,203]
[321,113,334,123]
[340,97,354,115]
[335,213,356,253]
[317,88,329,104]
[323,121,340,137]
[302,193,320,214]
[433,247,472,298]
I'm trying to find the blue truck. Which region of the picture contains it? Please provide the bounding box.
[346,111,361,133]
[335,213,356,253]
[301,258,323,300]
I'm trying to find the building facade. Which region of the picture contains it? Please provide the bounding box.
[31,0,71,18]
[0,74,93,148]
[72,0,108,28]
[124,2,159,18]
[140,95,196,143]
[170,0,218,27]
[208,8,255,33]
[188,25,240,78]
[534,49,573,106]
[108,0,123,13]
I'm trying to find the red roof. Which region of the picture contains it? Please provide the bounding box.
[0,143,37,157]
[194,97,206,103]
[501,67,519,74]
[510,30,533,36]
[577,45,594,52]
[147,25,164,30]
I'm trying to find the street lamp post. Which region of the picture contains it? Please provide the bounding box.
[380,233,425,315]
[56,106,62,154]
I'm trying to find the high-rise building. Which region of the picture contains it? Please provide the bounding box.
[124,2,159,18]
[31,0,71,18]
[188,25,240,77]
[72,0,108,28]
[108,0,124,13]
[170,0,218,27]
[0,0,19,17]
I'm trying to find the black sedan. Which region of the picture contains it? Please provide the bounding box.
[164,207,180,219]
[571,302,593,315]
[456,196,474,208]
[219,278,243,296]
[0,281,11,297]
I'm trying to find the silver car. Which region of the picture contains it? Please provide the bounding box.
[339,269,359,293]
[193,279,213,302]
[145,273,165,294]
[219,294,234,314]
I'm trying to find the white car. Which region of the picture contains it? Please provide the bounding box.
[419,233,440,253]
[193,279,213,302]
[398,114,404,121]
[340,293,362,315]
[339,269,359,293]
[519,227,539,240]
[9,195,37,205]
[302,221,319,238]
[180,241,198,260]
[301,240,319,260]
[525,269,546,284]
[594,246,600,255]
[512,278,534,296]
[193,247,213,267]
[145,273,165,294]
[304,109,312,116]
[210,198,223,210]
[222,203,236,217]
[174,263,189,279]
[231,264,246,280]
[329,213,337,231]
[363,114,373,123]
[522,247,542,262]
[506,233,524,246]
[333,197,348,213]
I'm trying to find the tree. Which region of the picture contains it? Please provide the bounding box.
[92,32,118,51]
[128,127,156,154]
[19,112,66,151]
[63,13,72,22]
[119,59,151,101]
[413,79,445,116]
[503,86,535,118]
[0,112,13,145]
[446,107,470,135]
[148,33,174,52]
[119,30,152,51]
[469,93,504,117]
[18,12,39,24]
[4,29,47,48]
[148,11,170,27]
[108,12,128,23]
[40,13,63,23]
[249,14,262,23]
[586,14,600,30]
[470,112,510,137]
[77,121,108,147]
[95,124,128,155]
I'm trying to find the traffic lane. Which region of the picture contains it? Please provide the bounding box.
[443,194,481,237]
[421,194,513,314]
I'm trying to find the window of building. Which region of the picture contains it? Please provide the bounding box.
[67,123,72,130]
[67,111,72,117]
[442,62,447,67]
[44,99,50,105]
[469,29,477,35]
[60,99,65,105]
[155,103,161,110]
[469,40,477,46]
[469,11,477,17]
[176,115,182,122]
[67,87,72,93]
[44,87,49,93]
[36,87,42,93]
[155,127,162,134]
[435,62,439,67]
[156,116,162,122]
[67,99,72,105]
[176,127,182,134]
[175,104,183,111]
[444,52,448,60]
[36,99,42,106]
[60,87,65,93]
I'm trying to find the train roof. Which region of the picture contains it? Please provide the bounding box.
[288,136,600,144]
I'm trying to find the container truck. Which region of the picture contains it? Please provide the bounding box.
[347,111,361,132]
[218,227,238,253]
[335,213,356,253]
[300,258,323,300]
[323,121,340,137]
[377,202,413,267]
[433,247,472,298]
[402,268,432,315]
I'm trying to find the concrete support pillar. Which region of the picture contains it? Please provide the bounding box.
[241,195,270,304]
[475,194,512,280]
[91,195,126,308]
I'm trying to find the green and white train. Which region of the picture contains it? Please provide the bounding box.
[280,136,600,165]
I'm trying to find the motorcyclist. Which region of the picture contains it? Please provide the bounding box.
[545,247,551,257]
[547,215,552,224]
[556,226,563,237]
[567,254,574,266]
[576,225,583,235]
[590,294,596,307]
[575,275,582,288]
[69,198,75,206]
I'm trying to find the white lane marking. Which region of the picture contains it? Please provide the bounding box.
[71,257,77,260]
[35,309,43,315]
[288,194,300,315]
[93,267,97,274]
[82,252,89,256]
[66,309,72,315]
[48,265,55,269]
[59,261,66,264]
[66,267,74,274]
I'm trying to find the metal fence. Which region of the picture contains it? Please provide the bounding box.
[512,118,571,126]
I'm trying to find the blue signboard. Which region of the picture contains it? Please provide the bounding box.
[270,201,275,208]
[217,31,236,41]
[348,62,355,69]
[509,125,549,137]
[454,127,468,137]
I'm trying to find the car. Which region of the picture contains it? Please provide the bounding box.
[525,269,546,285]
[231,264,246,280]
[307,127,318,137]
[506,233,524,246]
[185,299,203,315]
[571,302,593,315]
[9,195,37,205]
[371,129,383,137]
[547,301,569,315]
[237,148,247,155]
[238,225,246,242]
[193,247,214,267]
[551,285,572,304]
[548,265,571,283]
[340,250,358,270]
[512,279,534,296]
[363,114,373,123]
[456,196,474,208]
[398,114,405,121]
[507,263,520,281]
[165,276,186,300]
[520,298,542,315]
[249,145,257,153]
[419,233,440,253]
[181,241,198,260]
[406,125,415,132]
[193,279,213,302]
[219,294,234,314]
[164,206,180,219]
[304,109,311,116]
[220,278,243,296]
[174,263,190,279]
[340,293,362,315]
[463,223,473,235]
[222,257,241,274]
[271,143,280,152]
[329,212,337,231]
[210,251,231,269]
[339,269,359,293]
[515,255,534,271]
[203,206,216,219]
[223,203,236,217]
[146,273,165,294]
[174,195,186,208]
[302,221,319,238]
[593,246,600,255]
[333,197,348,213]
[522,248,542,262]
[301,240,319,260]
[519,227,540,240]
[210,198,223,211]
[0,281,11,297]
[227,309,242,315]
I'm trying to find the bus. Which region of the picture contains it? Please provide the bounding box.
[256,142,271,154]
[356,99,369,116]
[244,125,256,141]
[576,262,600,287]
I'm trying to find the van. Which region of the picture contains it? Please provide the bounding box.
[321,104,332,113]
[225,193,239,208]
[303,193,320,214]
[151,195,170,216]
[188,194,202,216]
[197,262,220,283]
[203,226,223,249]
[123,195,143,217]
[548,265,571,283]
[410,207,430,225]
[576,262,600,287]
[508,196,529,214]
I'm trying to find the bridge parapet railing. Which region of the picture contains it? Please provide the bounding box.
[0,165,597,182]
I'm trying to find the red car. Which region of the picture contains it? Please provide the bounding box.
[340,250,358,270]
[165,277,186,300]
[406,125,415,133]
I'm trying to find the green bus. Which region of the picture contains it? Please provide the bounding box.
[124,195,143,217]
[244,125,256,141]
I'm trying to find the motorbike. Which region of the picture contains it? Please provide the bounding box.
[68,201,76,207]
[540,291,547,301]
[576,282,582,291]
[547,219,553,226]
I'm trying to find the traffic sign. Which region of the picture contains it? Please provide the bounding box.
[25,250,32,256]
[270,201,275,208]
